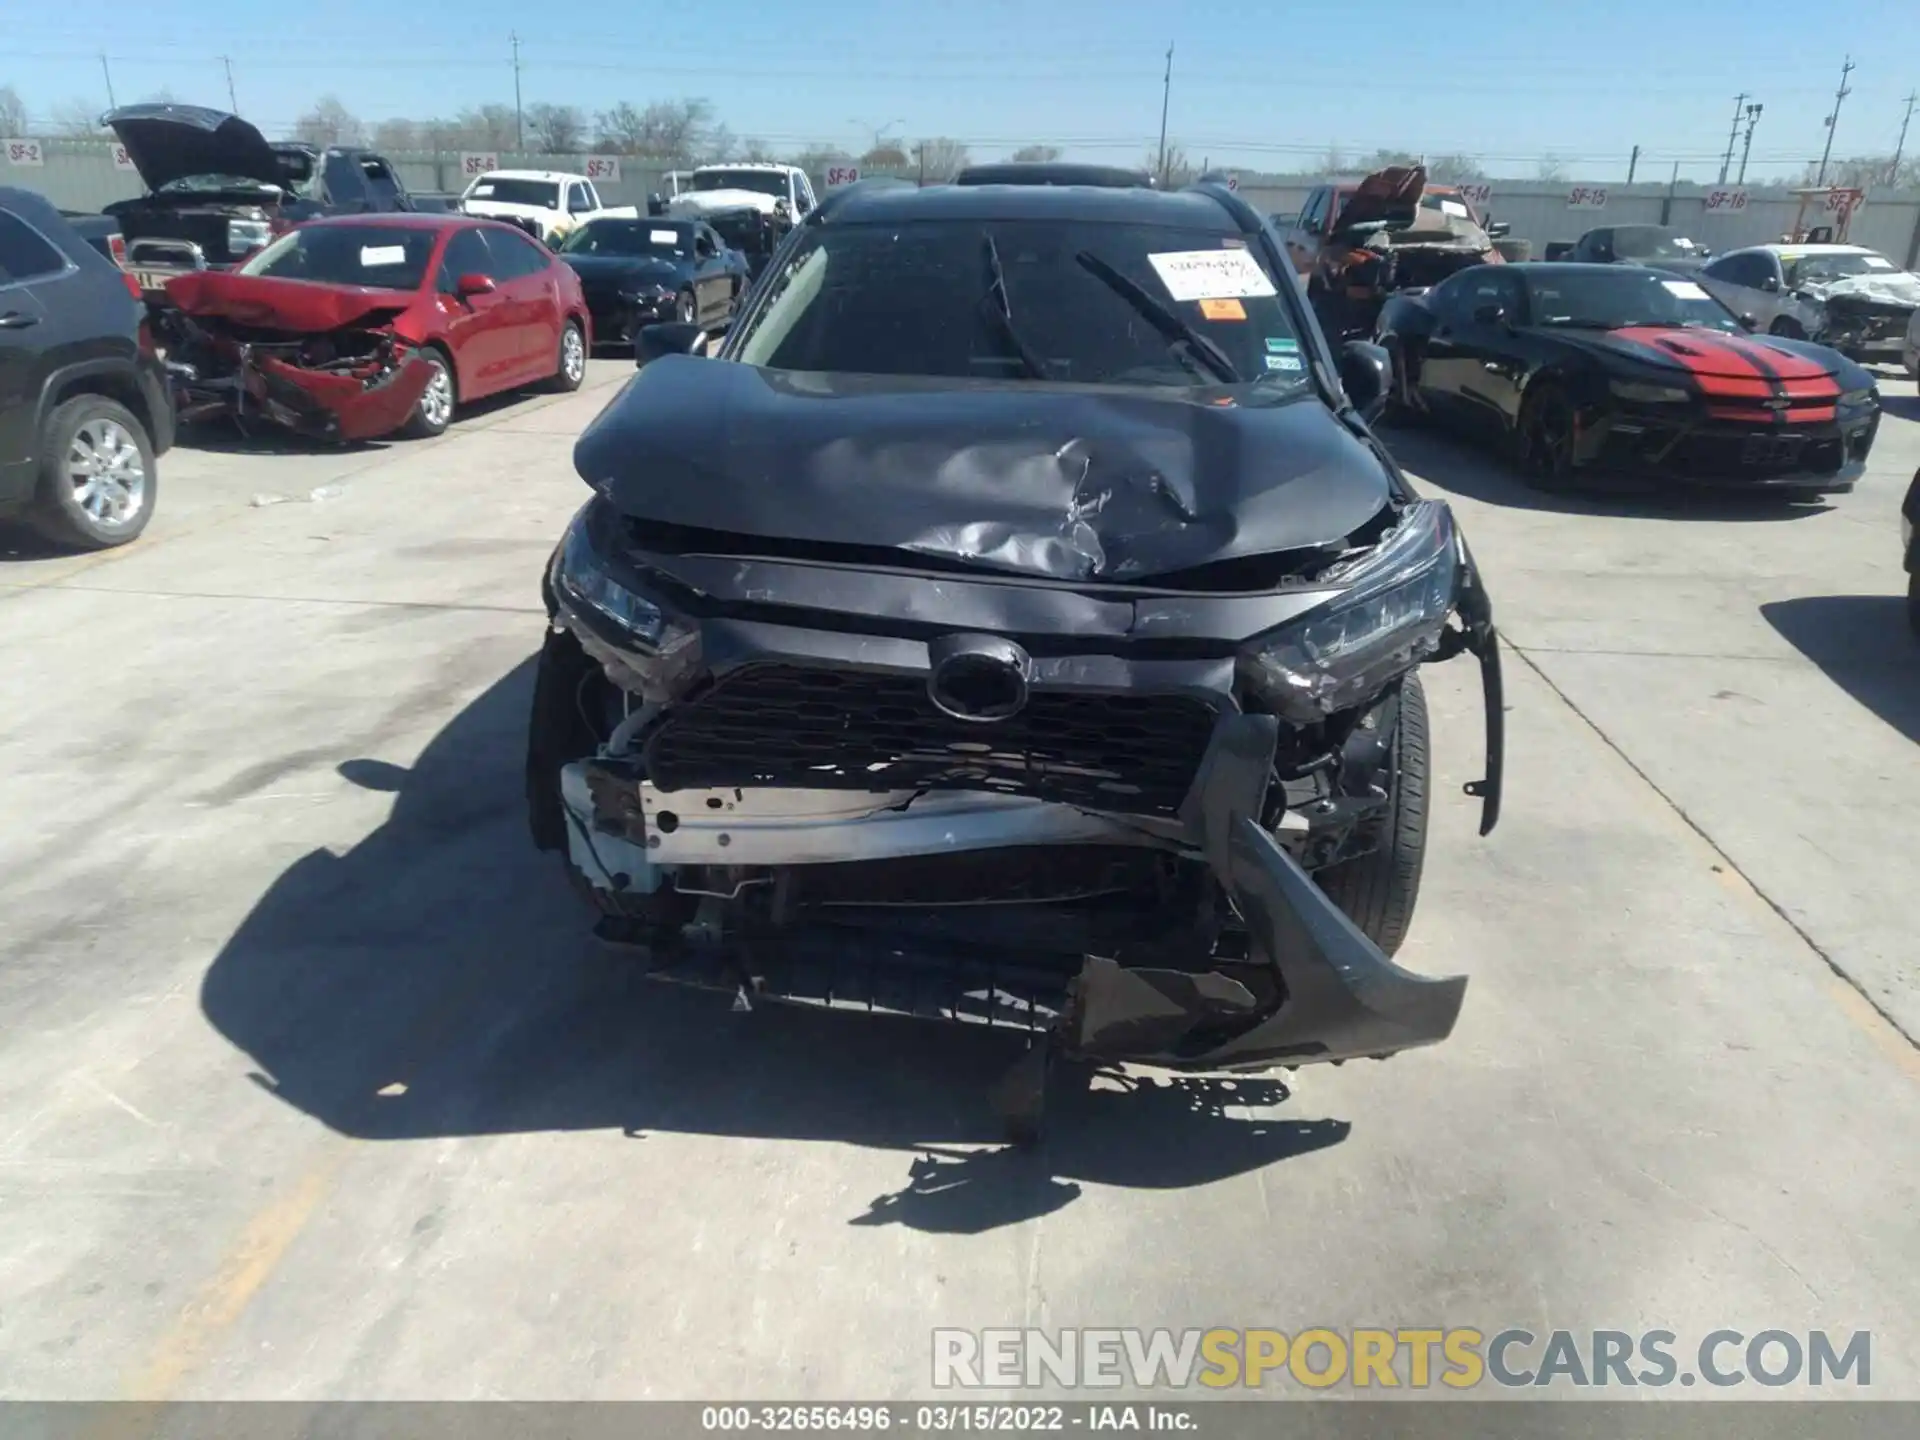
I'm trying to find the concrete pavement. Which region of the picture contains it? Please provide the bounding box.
[1,361,1916,1400]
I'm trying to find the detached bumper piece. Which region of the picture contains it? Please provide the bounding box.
[564,707,1468,1077]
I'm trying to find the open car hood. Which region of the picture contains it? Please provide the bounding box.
[1810,270,1920,307]
[573,359,1393,583]
[164,272,413,332]
[1335,164,1426,232]
[103,103,284,192]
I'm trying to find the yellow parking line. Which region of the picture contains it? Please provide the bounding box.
[1827,979,1920,1084]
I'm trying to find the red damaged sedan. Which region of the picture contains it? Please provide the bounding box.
[161,214,591,442]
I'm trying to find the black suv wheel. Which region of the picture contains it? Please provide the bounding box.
[33,394,157,549]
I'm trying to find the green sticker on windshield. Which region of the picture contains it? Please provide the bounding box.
[1265,337,1299,354]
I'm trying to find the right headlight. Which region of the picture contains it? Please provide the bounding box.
[1238,500,1461,722]
[552,506,703,702]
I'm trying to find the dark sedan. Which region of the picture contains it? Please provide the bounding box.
[555,217,748,346]
[1377,263,1880,495]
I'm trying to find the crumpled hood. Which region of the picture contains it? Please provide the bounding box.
[1808,270,1920,308]
[103,103,284,192]
[165,272,413,332]
[573,359,1393,583]
[1550,326,1844,381]
[670,190,780,216]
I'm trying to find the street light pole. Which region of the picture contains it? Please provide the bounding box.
[511,32,524,151]
[1719,93,1748,184]
[1891,91,1917,185]
[1815,56,1854,187]
[1156,43,1173,184]
[1737,103,1763,184]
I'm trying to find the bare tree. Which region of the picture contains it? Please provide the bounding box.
[910,136,971,182]
[593,99,713,159]
[1798,153,1920,189]
[861,142,909,169]
[787,144,855,180]
[526,102,586,155]
[702,124,737,163]
[0,86,26,135]
[1144,143,1195,186]
[1426,152,1487,183]
[371,118,419,152]
[1010,144,1061,162]
[442,105,519,150]
[737,136,777,162]
[50,99,103,136]
[1360,147,1419,170]
[294,96,365,147]
[1320,144,1348,175]
[139,88,179,105]
[1536,153,1568,182]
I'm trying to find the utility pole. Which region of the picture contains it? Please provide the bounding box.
[1719,94,1748,183]
[219,55,236,111]
[1627,145,1640,184]
[510,32,524,151]
[1737,102,1764,184]
[1891,91,1917,185]
[1155,43,1173,184]
[1816,56,1854,186]
[99,53,116,109]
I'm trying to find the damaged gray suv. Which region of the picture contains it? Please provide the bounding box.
[525,179,1505,1138]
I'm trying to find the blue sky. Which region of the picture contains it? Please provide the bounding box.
[8,0,1917,180]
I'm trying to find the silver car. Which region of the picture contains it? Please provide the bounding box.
[1698,243,1920,362]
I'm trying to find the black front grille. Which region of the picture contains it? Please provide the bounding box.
[645,664,1221,816]
[1666,431,1845,479]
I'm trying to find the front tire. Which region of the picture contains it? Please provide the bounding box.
[1770,316,1806,340]
[32,395,157,550]
[1315,673,1431,957]
[1514,381,1578,491]
[402,349,455,439]
[549,319,586,393]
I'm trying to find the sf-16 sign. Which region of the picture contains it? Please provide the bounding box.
[1703,187,1749,213]
[1455,182,1493,209]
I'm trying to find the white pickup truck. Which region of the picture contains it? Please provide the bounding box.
[666,164,818,223]
[459,170,617,247]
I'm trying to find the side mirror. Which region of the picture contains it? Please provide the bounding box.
[455,272,495,296]
[637,322,709,367]
[1736,313,1759,331]
[1337,339,1391,424]
[1472,303,1508,327]
[1760,275,1781,293]
[1485,221,1511,238]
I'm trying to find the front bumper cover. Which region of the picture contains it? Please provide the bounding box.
[1576,405,1876,492]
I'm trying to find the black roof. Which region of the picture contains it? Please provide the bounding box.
[953,162,1154,189]
[818,182,1240,230]
[1506,261,1663,275]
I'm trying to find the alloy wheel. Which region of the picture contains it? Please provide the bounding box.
[562,325,586,383]
[67,418,148,528]
[421,362,454,429]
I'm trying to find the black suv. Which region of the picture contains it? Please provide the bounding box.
[0,187,173,549]
[528,178,1505,1135]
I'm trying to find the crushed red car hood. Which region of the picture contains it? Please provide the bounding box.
[165,272,413,332]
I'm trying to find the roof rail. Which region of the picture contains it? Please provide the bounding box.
[953,162,1155,189]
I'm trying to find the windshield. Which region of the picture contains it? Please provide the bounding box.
[692,169,789,198]
[465,177,559,209]
[560,220,692,258]
[238,224,436,291]
[1787,251,1898,285]
[733,218,1308,390]
[1612,226,1702,259]
[1523,268,1739,332]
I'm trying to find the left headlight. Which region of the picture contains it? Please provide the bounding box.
[1239,500,1461,722]
[1610,379,1690,404]
[620,281,672,302]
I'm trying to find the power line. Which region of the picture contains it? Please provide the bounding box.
[1719,94,1748,184]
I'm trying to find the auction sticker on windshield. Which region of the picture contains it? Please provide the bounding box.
[361,246,407,266]
[1661,280,1709,300]
[1149,248,1278,302]
[1199,298,1246,321]
[650,230,680,245]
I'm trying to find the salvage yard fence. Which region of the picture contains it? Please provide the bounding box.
[12,138,1920,270]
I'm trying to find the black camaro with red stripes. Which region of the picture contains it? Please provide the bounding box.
[1376,262,1881,494]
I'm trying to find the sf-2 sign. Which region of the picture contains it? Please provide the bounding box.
[824,165,860,188]
[111,143,137,171]
[460,152,499,178]
[3,139,45,167]
[1566,186,1608,210]
[1703,187,1749,213]
[583,156,621,183]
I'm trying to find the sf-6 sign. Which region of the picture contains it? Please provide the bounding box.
[1566,185,1608,210]
[1704,187,1749,213]
[459,152,499,178]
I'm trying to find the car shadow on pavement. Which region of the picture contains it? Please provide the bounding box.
[199,657,1349,1235]
[1379,423,1836,521]
[174,388,552,454]
[1761,595,1920,744]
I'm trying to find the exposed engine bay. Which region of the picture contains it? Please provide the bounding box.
[157,275,434,442]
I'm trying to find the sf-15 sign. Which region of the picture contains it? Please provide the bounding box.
[1566,186,1608,210]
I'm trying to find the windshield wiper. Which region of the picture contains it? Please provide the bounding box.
[979,233,1049,379]
[1073,249,1240,383]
